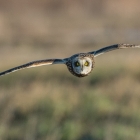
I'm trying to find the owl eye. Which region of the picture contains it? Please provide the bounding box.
[84,61,89,66]
[74,61,80,67]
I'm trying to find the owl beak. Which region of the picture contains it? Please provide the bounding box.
[81,65,84,71]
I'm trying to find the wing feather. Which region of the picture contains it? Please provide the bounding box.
[0,59,65,76]
[89,44,140,57]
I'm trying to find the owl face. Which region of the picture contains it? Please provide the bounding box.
[66,53,95,77]
[72,57,93,75]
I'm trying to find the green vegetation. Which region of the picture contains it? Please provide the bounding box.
[1,62,140,140]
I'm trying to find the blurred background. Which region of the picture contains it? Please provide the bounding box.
[0,0,140,140]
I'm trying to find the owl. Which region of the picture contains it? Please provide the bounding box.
[0,44,139,77]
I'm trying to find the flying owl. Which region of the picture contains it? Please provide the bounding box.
[0,44,140,77]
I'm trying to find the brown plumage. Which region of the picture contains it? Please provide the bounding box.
[0,44,140,78]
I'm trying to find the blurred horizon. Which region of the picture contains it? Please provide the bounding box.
[0,0,140,50]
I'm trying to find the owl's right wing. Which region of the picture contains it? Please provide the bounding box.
[0,58,66,77]
[89,44,140,57]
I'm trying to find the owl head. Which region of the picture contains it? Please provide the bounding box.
[66,53,95,77]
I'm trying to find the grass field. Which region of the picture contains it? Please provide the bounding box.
[1,48,140,140]
[0,1,140,140]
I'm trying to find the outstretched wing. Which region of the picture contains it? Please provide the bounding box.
[89,44,140,57]
[0,58,65,76]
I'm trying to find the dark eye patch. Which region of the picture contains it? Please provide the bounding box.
[74,61,80,67]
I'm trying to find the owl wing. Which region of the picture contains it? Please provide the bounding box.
[89,44,140,57]
[0,58,65,76]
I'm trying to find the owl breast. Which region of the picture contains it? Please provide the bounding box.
[66,53,95,77]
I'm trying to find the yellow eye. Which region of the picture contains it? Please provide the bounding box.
[74,61,80,67]
[84,61,89,66]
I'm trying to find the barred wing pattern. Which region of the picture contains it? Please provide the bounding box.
[90,44,140,57]
[0,43,140,77]
[0,59,65,76]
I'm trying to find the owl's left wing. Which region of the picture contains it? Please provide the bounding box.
[89,44,140,57]
[0,58,65,76]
